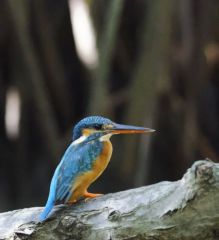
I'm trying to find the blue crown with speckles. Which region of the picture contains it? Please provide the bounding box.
[72,116,113,140]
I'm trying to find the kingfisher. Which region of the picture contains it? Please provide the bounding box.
[40,116,155,221]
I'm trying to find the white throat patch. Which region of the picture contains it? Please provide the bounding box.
[99,133,113,142]
[72,133,112,145]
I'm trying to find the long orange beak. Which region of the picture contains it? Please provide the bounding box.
[110,123,155,134]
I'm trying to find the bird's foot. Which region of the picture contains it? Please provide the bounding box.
[84,191,102,202]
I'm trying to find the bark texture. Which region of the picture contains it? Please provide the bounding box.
[1,159,219,240]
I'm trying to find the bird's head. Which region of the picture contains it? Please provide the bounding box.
[72,116,155,143]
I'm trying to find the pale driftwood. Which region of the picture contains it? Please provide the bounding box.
[1,160,219,240]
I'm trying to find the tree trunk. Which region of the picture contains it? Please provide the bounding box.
[1,159,219,240]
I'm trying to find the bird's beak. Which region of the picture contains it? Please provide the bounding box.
[109,123,155,135]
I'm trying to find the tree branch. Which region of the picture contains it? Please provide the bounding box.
[1,160,219,239]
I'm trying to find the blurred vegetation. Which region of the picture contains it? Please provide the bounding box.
[0,0,219,211]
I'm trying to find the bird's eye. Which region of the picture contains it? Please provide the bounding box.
[94,124,102,130]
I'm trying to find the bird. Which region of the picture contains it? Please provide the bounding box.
[40,116,155,221]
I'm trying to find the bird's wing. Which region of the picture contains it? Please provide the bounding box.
[54,141,101,203]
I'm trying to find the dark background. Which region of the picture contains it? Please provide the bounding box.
[0,0,219,212]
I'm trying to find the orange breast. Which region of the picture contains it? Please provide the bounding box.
[92,140,113,179]
[68,140,113,202]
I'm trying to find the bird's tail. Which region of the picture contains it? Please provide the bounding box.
[40,196,55,221]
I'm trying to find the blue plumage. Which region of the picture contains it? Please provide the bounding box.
[40,132,104,221]
[40,116,154,221]
[72,116,113,140]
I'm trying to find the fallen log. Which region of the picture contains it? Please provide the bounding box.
[1,159,219,240]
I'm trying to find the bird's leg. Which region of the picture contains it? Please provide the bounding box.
[83,190,102,202]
